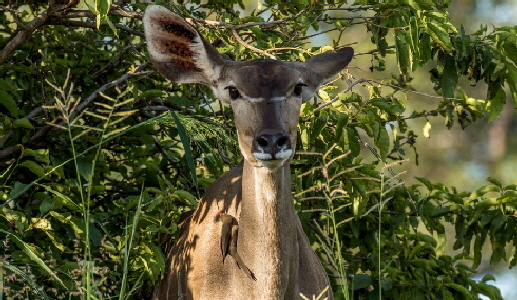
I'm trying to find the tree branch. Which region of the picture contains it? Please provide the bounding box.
[0,3,77,64]
[315,78,370,111]
[314,77,463,112]
[53,8,142,19]
[0,64,151,163]
[70,63,150,120]
[313,6,374,11]
[49,19,144,37]
[231,28,276,60]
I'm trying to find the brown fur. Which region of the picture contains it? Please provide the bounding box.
[143,5,354,299]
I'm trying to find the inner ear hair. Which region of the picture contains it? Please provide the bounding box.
[143,5,225,86]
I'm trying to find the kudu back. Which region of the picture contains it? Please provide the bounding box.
[143,5,353,300]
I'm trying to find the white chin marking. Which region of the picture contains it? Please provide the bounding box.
[275,149,293,160]
[253,153,272,160]
[252,149,293,162]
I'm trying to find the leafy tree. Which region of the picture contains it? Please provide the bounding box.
[1,1,516,299]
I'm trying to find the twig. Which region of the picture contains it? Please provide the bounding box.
[0,3,77,64]
[231,28,276,59]
[264,47,316,55]
[354,45,396,55]
[365,19,408,30]
[313,6,374,11]
[0,64,151,162]
[188,18,285,30]
[290,28,339,42]
[315,77,463,112]
[368,79,463,101]
[314,78,369,111]
[316,16,380,22]
[49,20,144,37]
[53,8,142,19]
[71,63,150,119]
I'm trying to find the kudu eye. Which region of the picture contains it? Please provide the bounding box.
[293,84,306,98]
[225,86,240,100]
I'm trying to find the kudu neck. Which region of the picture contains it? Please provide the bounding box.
[239,159,297,297]
[241,159,293,213]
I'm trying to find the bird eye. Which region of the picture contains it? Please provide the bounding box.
[225,86,240,100]
[293,84,306,97]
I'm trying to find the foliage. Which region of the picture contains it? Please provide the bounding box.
[1,0,516,299]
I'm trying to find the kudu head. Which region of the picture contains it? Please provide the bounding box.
[144,5,354,169]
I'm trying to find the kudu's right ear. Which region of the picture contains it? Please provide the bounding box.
[143,5,225,86]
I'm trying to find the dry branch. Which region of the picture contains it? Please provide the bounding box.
[0,3,77,64]
[49,20,144,37]
[0,64,151,163]
[231,28,276,60]
[53,8,142,19]
[71,63,150,120]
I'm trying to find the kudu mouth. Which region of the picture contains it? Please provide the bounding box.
[251,133,293,165]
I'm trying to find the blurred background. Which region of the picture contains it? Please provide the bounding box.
[378,0,517,298]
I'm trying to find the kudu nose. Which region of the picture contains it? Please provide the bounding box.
[253,134,290,160]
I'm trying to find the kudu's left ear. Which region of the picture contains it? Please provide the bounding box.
[143,5,225,86]
[305,47,354,84]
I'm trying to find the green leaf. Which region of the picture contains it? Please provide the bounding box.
[425,22,455,53]
[415,176,433,192]
[0,78,13,91]
[447,283,473,298]
[334,114,349,142]
[409,16,420,61]
[477,282,503,300]
[19,160,44,177]
[13,118,34,129]
[410,258,438,268]
[430,207,451,217]
[141,89,165,98]
[442,53,458,99]
[487,84,506,122]
[0,229,66,289]
[487,177,502,188]
[376,126,390,161]
[106,18,119,38]
[490,246,506,267]
[77,157,94,181]
[482,274,496,282]
[395,29,410,73]
[43,185,80,210]
[45,231,66,252]
[344,127,360,157]
[311,115,328,142]
[491,214,507,232]
[419,32,432,64]
[503,40,517,66]
[174,190,198,206]
[173,112,198,189]
[352,273,372,290]
[95,0,111,27]
[0,89,18,117]
[468,185,500,203]
[9,181,29,199]
[441,289,454,300]
[167,96,191,106]
[504,62,517,112]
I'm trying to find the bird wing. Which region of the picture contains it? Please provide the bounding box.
[220,214,233,263]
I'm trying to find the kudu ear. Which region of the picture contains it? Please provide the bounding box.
[305,47,354,84]
[143,5,225,86]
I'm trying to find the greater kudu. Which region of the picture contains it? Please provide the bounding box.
[143,5,354,300]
